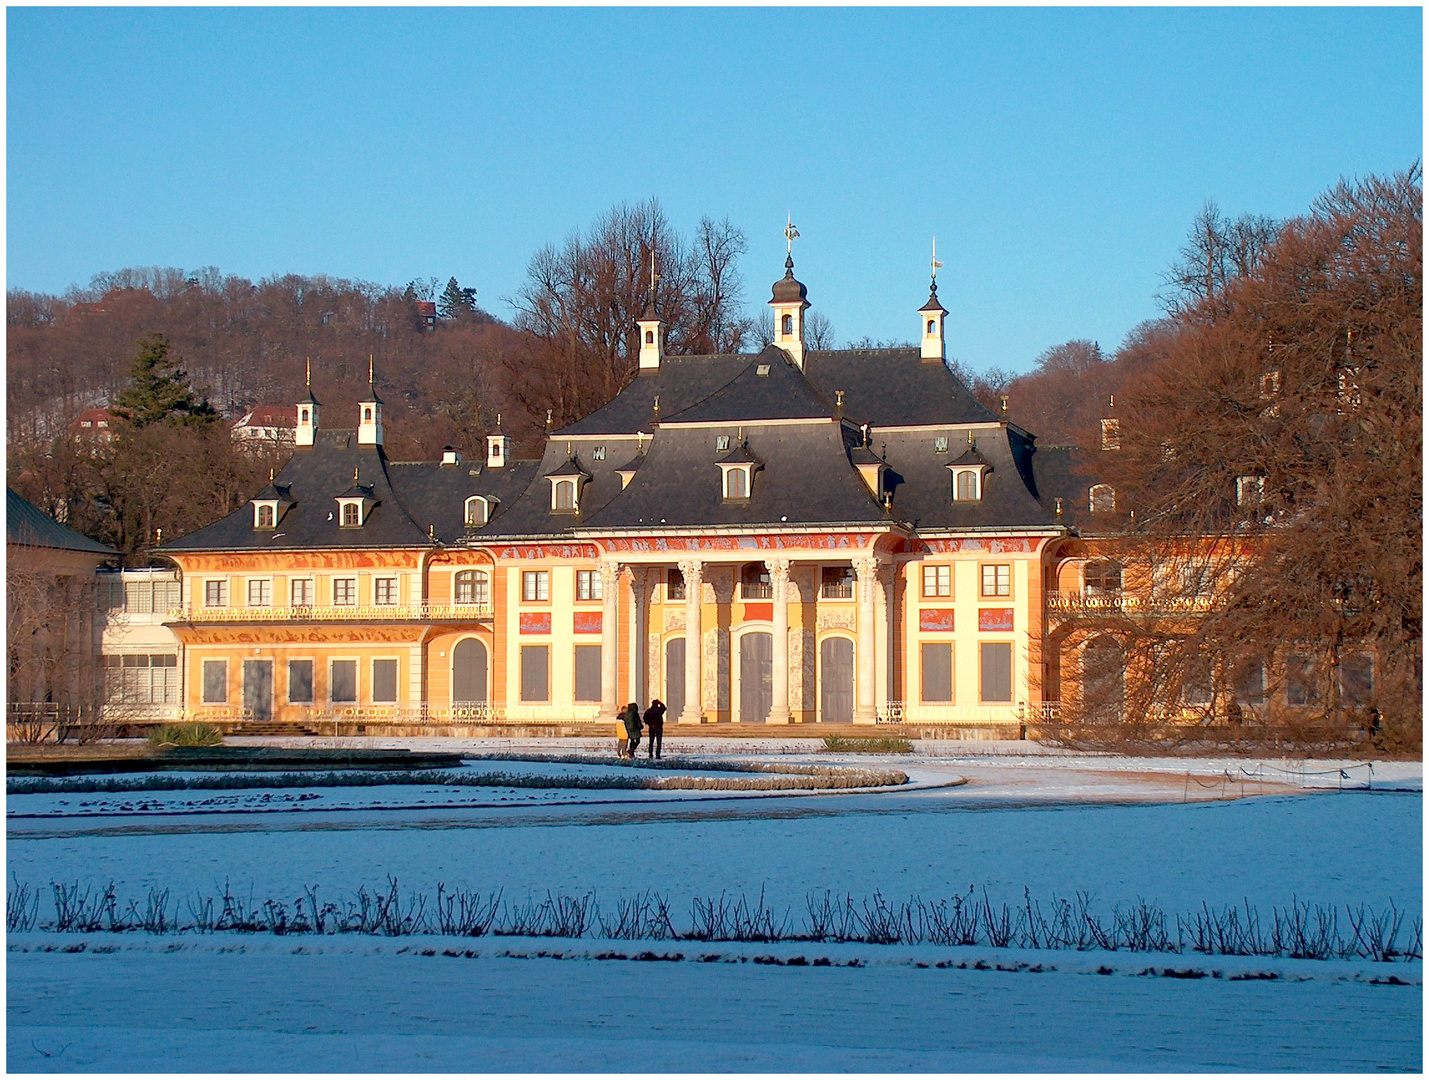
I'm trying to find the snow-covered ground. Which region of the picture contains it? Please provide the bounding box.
[7,741,1422,1071]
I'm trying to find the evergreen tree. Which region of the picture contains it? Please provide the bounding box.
[438,277,477,320]
[110,333,217,427]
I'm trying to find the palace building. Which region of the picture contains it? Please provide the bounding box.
[159,256,1103,734]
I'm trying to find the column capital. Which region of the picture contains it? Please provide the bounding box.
[599,561,620,587]
[767,556,791,585]
[853,554,880,580]
[677,557,704,581]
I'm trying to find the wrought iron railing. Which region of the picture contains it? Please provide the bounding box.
[1045,591,1218,616]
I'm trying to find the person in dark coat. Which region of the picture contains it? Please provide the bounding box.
[622,702,643,757]
[643,699,667,759]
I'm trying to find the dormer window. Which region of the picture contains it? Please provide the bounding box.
[725,466,751,500]
[339,500,363,527]
[1089,484,1116,513]
[592,446,606,461]
[1259,370,1281,398]
[555,480,576,510]
[716,440,761,503]
[255,503,276,528]
[716,435,730,452]
[251,480,292,529]
[1100,419,1121,451]
[953,470,981,501]
[1236,475,1265,507]
[934,437,949,453]
[464,496,491,527]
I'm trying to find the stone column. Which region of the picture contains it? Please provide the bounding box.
[768,558,792,725]
[600,561,620,721]
[628,568,647,706]
[854,555,879,723]
[679,558,703,723]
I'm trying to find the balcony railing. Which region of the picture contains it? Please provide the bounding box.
[1045,591,1219,617]
[167,602,494,623]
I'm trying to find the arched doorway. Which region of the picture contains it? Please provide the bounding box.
[452,638,488,703]
[740,631,772,723]
[664,637,685,721]
[820,636,854,724]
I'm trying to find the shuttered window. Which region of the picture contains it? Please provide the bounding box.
[921,643,953,703]
[331,660,358,703]
[521,645,549,702]
[979,642,1012,703]
[372,659,398,703]
[574,645,602,702]
[288,660,314,704]
[202,660,227,703]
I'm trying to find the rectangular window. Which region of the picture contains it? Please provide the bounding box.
[288,660,314,704]
[125,581,155,614]
[204,580,228,608]
[333,578,357,606]
[980,564,1010,598]
[330,660,358,703]
[667,569,686,601]
[372,659,398,703]
[574,644,602,702]
[922,564,951,598]
[979,642,1013,703]
[1285,654,1319,707]
[523,571,549,602]
[1233,659,1265,707]
[521,645,550,702]
[1182,656,1213,706]
[247,579,272,607]
[1339,653,1374,707]
[921,643,953,703]
[155,580,181,610]
[821,566,855,599]
[291,579,314,607]
[374,578,398,605]
[576,569,603,601]
[202,659,228,703]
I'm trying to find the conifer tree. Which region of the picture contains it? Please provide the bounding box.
[110,333,217,427]
[438,277,477,320]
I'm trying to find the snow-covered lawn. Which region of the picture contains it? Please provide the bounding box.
[7,741,1421,1071]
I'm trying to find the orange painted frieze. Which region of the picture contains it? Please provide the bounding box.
[596,533,879,555]
[174,550,420,572]
[489,543,603,561]
[170,624,426,645]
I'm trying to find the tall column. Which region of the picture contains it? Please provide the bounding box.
[628,567,647,706]
[679,558,703,723]
[600,560,620,721]
[768,558,791,725]
[854,555,879,723]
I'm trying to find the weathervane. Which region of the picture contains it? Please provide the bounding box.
[784,214,800,256]
[305,357,312,387]
[649,249,659,295]
[931,237,944,281]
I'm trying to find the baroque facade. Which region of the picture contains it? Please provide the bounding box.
[159,259,1105,733]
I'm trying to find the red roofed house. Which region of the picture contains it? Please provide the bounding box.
[231,405,299,448]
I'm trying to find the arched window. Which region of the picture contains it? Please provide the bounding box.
[645,330,654,344]
[454,570,490,606]
[955,470,979,501]
[257,504,275,528]
[364,407,373,422]
[741,563,772,599]
[555,480,575,510]
[341,502,360,527]
[726,467,748,499]
[927,319,936,334]
[1089,484,1116,513]
[300,408,309,423]
[781,314,793,335]
[464,496,489,527]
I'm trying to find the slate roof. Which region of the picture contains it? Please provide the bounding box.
[7,489,115,554]
[556,355,751,435]
[664,347,832,424]
[802,348,1000,428]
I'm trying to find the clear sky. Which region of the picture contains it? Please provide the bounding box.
[7,6,1422,373]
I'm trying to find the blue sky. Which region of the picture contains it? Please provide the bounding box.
[7,7,1422,373]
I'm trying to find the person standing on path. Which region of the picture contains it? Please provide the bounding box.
[643,698,666,759]
[622,702,643,758]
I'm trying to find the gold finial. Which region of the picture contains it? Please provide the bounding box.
[967,430,974,445]
[155,527,162,543]
[653,395,660,416]
[835,389,844,410]
[931,237,943,281]
[545,409,553,430]
[305,357,311,387]
[650,249,659,294]
[495,412,501,430]
[1109,394,1115,410]
[269,467,275,482]
[1000,396,1008,414]
[429,523,436,540]
[737,425,744,443]
[784,214,799,255]
[368,355,374,386]
[1055,497,1063,516]
[353,466,359,485]
[566,441,572,458]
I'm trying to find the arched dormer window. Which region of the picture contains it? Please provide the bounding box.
[454,569,490,606]
[464,496,490,527]
[257,504,275,528]
[341,501,361,527]
[954,470,980,501]
[1089,484,1116,513]
[726,466,749,499]
[554,480,576,510]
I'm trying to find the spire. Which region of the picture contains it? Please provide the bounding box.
[637,249,665,370]
[296,358,320,445]
[357,357,384,446]
[919,239,947,361]
[770,219,811,368]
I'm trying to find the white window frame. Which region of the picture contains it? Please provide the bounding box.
[922,564,951,598]
[332,577,358,606]
[338,499,364,527]
[953,470,981,501]
[1236,475,1265,507]
[246,578,273,608]
[374,577,399,606]
[523,570,550,603]
[576,569,603,601]
[204,580,228,608]
[1089,483,1116,514]
[980,564,1011,598]
[454,570,490,606]
[290,578,315,607]
[464,496,490,527]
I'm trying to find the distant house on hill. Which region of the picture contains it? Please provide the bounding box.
[231,405,299,448]
[70,407,118,446]
[416,301,438,330]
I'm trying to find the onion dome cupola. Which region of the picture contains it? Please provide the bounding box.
[769,217,811,369]
[920,239,948,362]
